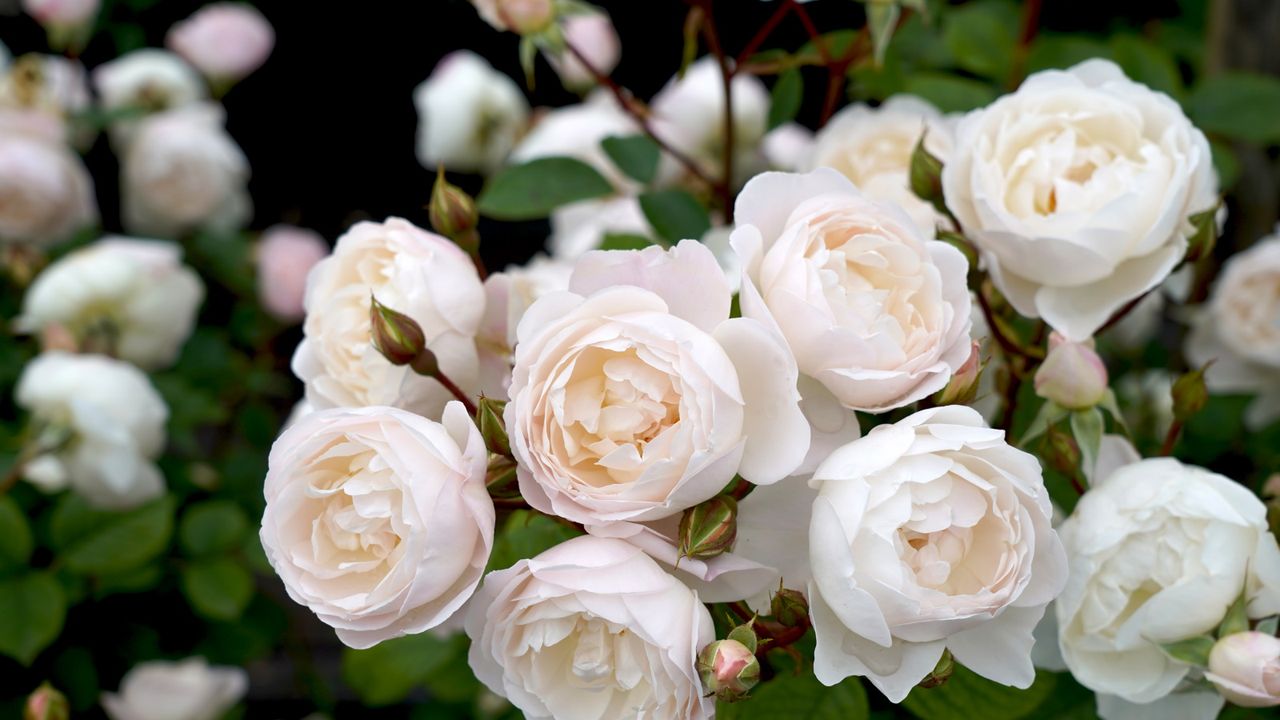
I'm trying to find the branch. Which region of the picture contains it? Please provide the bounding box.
[735,0,796,67]
[696,0,737,220]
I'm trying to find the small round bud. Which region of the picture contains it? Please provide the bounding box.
[1034,333,1108,410]
[918,649,955,689]
[477,397,511,457]
[934,340,984,406]
[369,296,427,367]
[1172,363,1211,422]
[909,133,946,216]
[24,683,69,720]
[678,495,738,560]
[697,639,760,702]
[769,587,810,629]
[429,168,479,242]
[497,0,555,35]
[1206,632,1280,708]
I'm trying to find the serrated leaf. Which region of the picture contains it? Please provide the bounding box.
[0,496,33,570]
[181,557,254,621]
[179,500,250,558]
[0,572,66,665]
[718,672,868,720]
[602,135,661,185]
[1161,635,1215,667]
[343,632,457,706]
[52,496,175,576]
[1187,73,1280,145]
[904,663,1056,720]
[639,190,711,244]
[768,69,803,130]
[477,157,614,220]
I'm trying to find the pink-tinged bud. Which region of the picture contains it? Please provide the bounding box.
[1034,333,1108,409]
[934,340,984,406]
[1207,632,1280,708]
[697,638,760,702]
[166,3,274,86]
[22,0,98,29]
[24,683,69,720]
[769,587,809,629]
[498,0,555,34]
[548,12,621,90]
[256,225,328,323]
[678,494,737,560]
[1172,363,1212,422]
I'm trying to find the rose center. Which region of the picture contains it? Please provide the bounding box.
[305,444,401,568]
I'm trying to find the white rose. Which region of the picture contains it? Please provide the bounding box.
[0,129,96,246]
[102,657,247,720]
[1057,457,1280,714]
[0,54,90,133]
[121,104,250,237]
[506,239,810,524]
[732,168,973,412]
[92,49,205,144]
[807,405,1066,701]
[15,352,167,509]
[414,50,528,174]
[18,237,204,369]
[1186,228,1280,430]
[165,2,274,85]
[292,217,485,417]
[465,535,715,720]
[943,59,1217,341]
[546,11,620,91]
[509,92,643,190]
[547,196,652,259]
[806,95,954,237]
[762,121,814,172]
[260,402,493,648]
[1207,632,1280,708]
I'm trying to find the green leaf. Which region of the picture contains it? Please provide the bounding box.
[477,157,614,220]
[1161,635,1216,667]
[1256,616,1279,636]
[639,190,712,244]
[718,672,868,720]
[943,0,1019,82]
[0,496,34,570]
[768,69,804,131]
[904,663,1056,720]
[601,135,661,185]
[1026,35,1112,74]
[342,632,457,706]
[1022,401,1069,446]
[1219,591,1250,638]
[1070,408,1104,480]
[1187,73,1280,145]
[903,73,998,113]
[181,557,254,621]
[94,563,164,597]
[487,511,580,572]
[179,500,250,558]
[1109,35,1182,97]
[52,496,175,576]
[600,233,656,251]
[0,572,66,665]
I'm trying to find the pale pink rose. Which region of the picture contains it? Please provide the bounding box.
[0,130,96,246]
[22,0,98,27]
[1207,632,1280,708]
[546,12,620,91]
[256,225,328,322]
[166,3,274,85]
[261,402,493,648]
[465,535,715,719]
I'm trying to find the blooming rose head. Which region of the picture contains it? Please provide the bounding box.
[806,95,954,237]
[0,54,90,138]
[1186,228,1280,430]
[166,3,274,86]
[465,535,715,719]
[1207,632,1280,708]
[0,129,96,246]
[1057,457,1280,707]
[15,352,167,509]
[261,402,492,648]
[101,657,247,720]
[506,240,809,524]
[510,93,646,191]
[943,59,1217,341]
[732,169,973,412]
[415,50,529,174]
[292,217,484,418]
[92,49,205,143]
[121,104,250,237]
[18,237,204,369]
[808,405,1067,701]
[255,225,328,323]
[546,11,621,91]
[1034,333,1109,409]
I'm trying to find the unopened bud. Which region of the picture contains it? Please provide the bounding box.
[910,133,947,217]
[697,637,760,702]
[24,683,69,720]
[918,649,955,689]
[1034,333,1108,410]
[1207,632,1280,708]
[1185,204,1220,264]
[770,587,809,629]
[678,495,737,560]
[1172,363,1212,422]
[486,456,520,499]
[496,0,555,35]
[934,340,984,406]
[477,397,511,457]
[1044,424,1082,478]
[370,296,429,368]
[429,167,479,243]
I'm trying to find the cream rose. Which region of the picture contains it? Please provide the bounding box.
[1186,228,1280,430]
[807,405,1066,701]
[260,402,493,648]
[292,217,484,418]
[92,49,205,143]
[102,657,247,720]
[166,2,274,85]
[0,54,90,136]
[414,50,529,174]
[18,237,204,369]
[15,352,167,509]
[732,168,973,412]
[506,240,809,524]
[1057,457,1280,714]
[0,127,96,246]
[943,59,1217,341]
[465,535,715,720]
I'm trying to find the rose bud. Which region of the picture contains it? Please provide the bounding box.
[369,296,427,367]
[933,340,984,406]
[697,638,760,702]
[909,132,946,217]
[495,0,555,34]
[23,0,98,50]
[476,396,510,458]
[24,683,69,720]
[678,494,738,560]
[166,3,274,88]
[428,169,479,250]
[1034,333,1108,409]
[1172,362,1212,422]
[769,587,810,629]
[918,650,955,689]
[1185,204,1220,264]
[1206,632,1280,708]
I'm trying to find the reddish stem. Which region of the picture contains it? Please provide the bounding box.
[735,0,796,67]
[697,0,737,219]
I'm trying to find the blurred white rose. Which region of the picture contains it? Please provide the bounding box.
[0,127,96,246]
[15,352,167,509]
[255,224,328,323]
[261,402,492,647]
[166,2,274,86]
[943,59,1217,341]
[547,196,651,259]
[732,169,973,412]
[292,217,484,418]
[1186,228,1280,430]
[808,406,1066,701]
[414,50,528,174]
[506,240,809,524]
[546,11,620,91]
[1207,632,1280,708]
[465,535,715,719]
[510,92,641,190]
[0,54,90,132]
[762,121,814,172]
[121,104,250,237]
[92,49,205,144]
[18,237,204,368]
[1057,457,1280,715]
[806,95,953,238]
[102,657,247,720]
